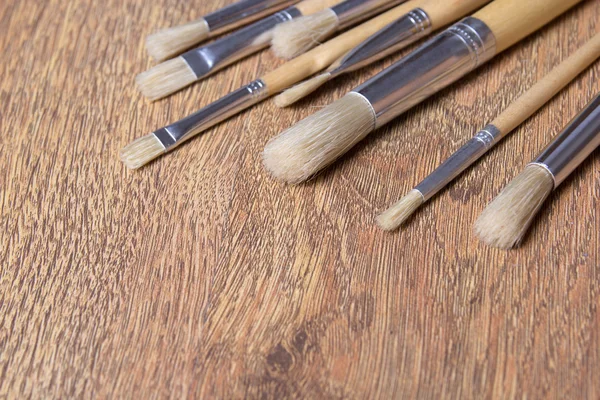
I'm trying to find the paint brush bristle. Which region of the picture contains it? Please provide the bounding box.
[271,9,339,60]
[120,134,166,169]
[274,72,332,107]
[475,164,554,249]
[376,189,425,231]
[263,92,375,184]
[136,57,197,101]
[145,20,210,62]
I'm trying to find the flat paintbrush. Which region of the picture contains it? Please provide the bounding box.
[271,0,408,60]
[377,32,600,231]
[137,0,344,101]
[275,0,491,107]
[475,92,600,249]
[262,0,583,184]
[146,0,298,62]
[122,0,433,168]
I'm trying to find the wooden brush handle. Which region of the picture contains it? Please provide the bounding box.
[474,0,583,53]
[492,32,600,134]
[296,0,345,15]
[262,0,428,92]
[424,0,490,29]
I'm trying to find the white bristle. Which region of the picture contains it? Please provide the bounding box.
[120,134,166,169]
[274,72,332,108]
[271,9,339,60]
[376,189,425,231]
[263,92,375,184]
[136,57,197,101]
[475,164,554,249]
[145,19,210,62]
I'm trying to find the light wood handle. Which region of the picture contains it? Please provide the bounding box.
[265,0,494,93]
[474,0,583,53]
[492,32,600,134]
[296,0,345,15]
[425,0,490,29]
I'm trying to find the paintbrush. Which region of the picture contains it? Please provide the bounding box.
[475,93,600,249]
[146,0,298,62]
[275,0,491,107]
[122,0,434,169]
[262,0,583,184]
[377,32,600,231]
[271,0,408,60]
[137,0,344,101]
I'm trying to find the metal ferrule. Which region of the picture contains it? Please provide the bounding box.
[530,93,600,188]
[327,8,432,78]
[353,17,497,128]
[415,124,501,200]
[204,0,298,35]
[153,80,269,150]
[333,0,407,29]
[182,7,302,80]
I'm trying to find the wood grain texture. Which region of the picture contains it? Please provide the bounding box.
[1,0,599,398]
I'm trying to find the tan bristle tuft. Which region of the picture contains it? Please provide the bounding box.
[271,9,339,60]
[263,92,375,184]
[475,164,554,249]
[136,57,197,101]
[145,19,210,62]
[120,134,166,169]
[274,73,332,107]
[376,190,425,231]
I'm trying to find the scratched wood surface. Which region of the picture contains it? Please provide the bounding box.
[1,0,599,398]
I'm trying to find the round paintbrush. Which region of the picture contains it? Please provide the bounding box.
[271,0,408,60]
[475,93,600,249]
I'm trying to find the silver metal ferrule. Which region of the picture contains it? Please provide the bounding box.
[182,7,302,80]
[415,124,501,200]
[530,93,600,187]
[204,0,298,35]
[328,8,432,78]
[353,17,497,128]
[333,0,408,29]
[153,80,269,150]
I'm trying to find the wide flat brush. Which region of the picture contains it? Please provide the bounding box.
[377,32,600,231]
[137,0,343,101]
[262,0,583,184]
[271,0,408,60]
[475,93,600,249]
[275,0,491,107]
[146,0,298,62]
[122,0,434,169]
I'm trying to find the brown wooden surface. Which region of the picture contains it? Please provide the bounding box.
[1,0,599,398]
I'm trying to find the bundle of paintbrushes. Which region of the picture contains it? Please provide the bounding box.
[475,93,600,249]
[138,0,346,100]
[123,0,488,168]
[146,0,298,61]
[376,32,600,231]
[262,0,583,184]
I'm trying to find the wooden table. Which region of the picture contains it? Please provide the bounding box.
[2,0,599,397]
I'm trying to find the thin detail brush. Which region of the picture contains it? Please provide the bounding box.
[122,0,433,168]
[475,93,600,249]
[263,0,583,184]
[271,0,408,60]
[137,0,344,101]
[146,0,298,62]
[377,32,600,231]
